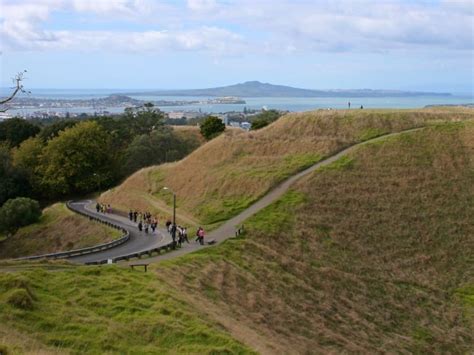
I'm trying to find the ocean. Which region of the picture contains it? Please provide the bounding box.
[3,88,473,116]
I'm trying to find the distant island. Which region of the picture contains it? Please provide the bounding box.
[8,95,246,110]
[121,81,452,98]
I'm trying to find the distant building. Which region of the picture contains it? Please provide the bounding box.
[241,122,251,131]
[0,112,13,121]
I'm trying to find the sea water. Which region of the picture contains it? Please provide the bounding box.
[2,88,472,116]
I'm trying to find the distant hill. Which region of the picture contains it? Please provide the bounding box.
[123,81,451,98]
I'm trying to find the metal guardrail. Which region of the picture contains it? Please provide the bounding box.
[85,241,176,265]
[16,201,130,261]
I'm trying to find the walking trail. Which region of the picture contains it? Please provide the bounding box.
[121,127,423,265]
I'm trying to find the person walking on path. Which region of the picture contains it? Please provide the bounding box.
[182,227,190,244]
[151,218,157,233]
[171,224,177,245]
[138,220,143,232]
[96,203,100,213]
[196,227,205,245]
[129,210,133,221]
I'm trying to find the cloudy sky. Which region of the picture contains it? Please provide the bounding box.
[0,0,473,93]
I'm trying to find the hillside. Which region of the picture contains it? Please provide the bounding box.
[155,121,474,353]
[100,108,474,227]
[123,81,451,97]
[0,203,122,259]
[0,262,251,354]
[0,117,472,354]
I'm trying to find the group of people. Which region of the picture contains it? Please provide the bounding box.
[165,221,193,246]
[129,209,158,234]
[126,207,206,247]
[96,203,112,214]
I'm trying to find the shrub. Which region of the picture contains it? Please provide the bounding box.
[0,344,10,354]
[250,110,282,130]
[6,288,34,310]
[200,116,225,140]
[0,197,41,235]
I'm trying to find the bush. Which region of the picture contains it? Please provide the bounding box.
[250,110,282,130]
[200,116,225,140]
[0,344,10,354]
[0,197,41,234]
[6,288,34,310]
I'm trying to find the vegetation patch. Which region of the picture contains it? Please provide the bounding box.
[0,203,122,259]
[101,108,474,227]
[0,265,252,354]
[156,122,474,353]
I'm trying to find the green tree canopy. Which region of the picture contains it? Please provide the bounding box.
[250,110,282,130]
[0,118,40,147]
[38,121,114,196]
[0,197,41,235]
[123,103,166,136]
[12,137,44,193]
[200,116,225,140]
[122,126,201,176]
[38,120,78,142]
[0,143,31,206]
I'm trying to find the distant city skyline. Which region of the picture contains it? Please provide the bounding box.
[1,0,473,94]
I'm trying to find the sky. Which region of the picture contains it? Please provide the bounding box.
[0,0,473,93]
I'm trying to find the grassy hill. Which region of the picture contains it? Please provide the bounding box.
[152,121,474,353]
[0,203,122,259]
[0,261,251,354]
[0,114,472,353]
[100,108,474,227]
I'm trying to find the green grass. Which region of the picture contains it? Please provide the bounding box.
[0,264,253,354]
[103,108,474,229]
[0,203,123,259]
[156,122,474,353]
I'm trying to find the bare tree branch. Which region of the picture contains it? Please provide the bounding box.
[0,70,29,113]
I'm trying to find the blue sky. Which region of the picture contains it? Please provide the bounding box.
[0,0,473,93]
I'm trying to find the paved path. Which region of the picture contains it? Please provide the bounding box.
[67,201,172,263]
[130,127,424,264]
[65,128,422,265]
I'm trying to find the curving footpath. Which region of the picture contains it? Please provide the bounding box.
[64,128,423,265]
[67,201,172,264]
[131,127,425,264]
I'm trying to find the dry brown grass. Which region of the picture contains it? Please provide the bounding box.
[101,108,474,226]
[0,324,66,354]
[156,121,474,353]
[0,203,122,259]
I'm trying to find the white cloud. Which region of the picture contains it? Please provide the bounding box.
[187,0,217,12]
[0,0,472,55]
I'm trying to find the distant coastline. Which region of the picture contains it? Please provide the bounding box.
[119,81,452,98]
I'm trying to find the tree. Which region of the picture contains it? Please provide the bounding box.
[123,102,166,136]
[12,137,44,193]
[200,116,225,140]
[0,118,40,147]
[0,143,32,206]
[38,121,114,196]
[250,110,282,130]
[0,71,29,113]
[38,120,78,142]
[0,197,41,235]
[122,126,201,176]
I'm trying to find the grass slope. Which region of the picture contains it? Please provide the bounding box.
[101,108,474,227]
[154,122,474,353]
[0,262,252,354]
[0,203,122,259]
